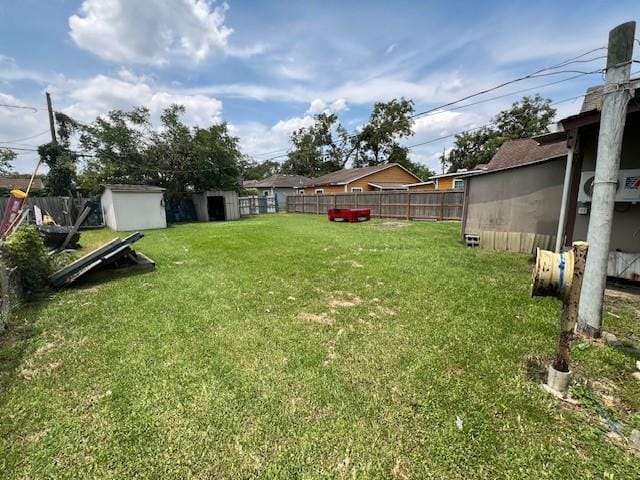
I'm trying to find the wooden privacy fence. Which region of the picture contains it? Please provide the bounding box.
[0,196,102,227]
[286,190,464,221]
[239,196,276,216]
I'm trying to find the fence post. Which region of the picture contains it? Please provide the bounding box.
[316,195,319,215]
[378,191,382,218]
[334,195,337,209]
[407,191,411,220]
[355,193,358,208]
[439,191,445,220]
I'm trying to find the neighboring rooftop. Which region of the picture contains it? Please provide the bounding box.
[580,77,640,114]
[253,174,309,188]
[484,138,567,172]
[103,184,166,193]
[0,176,44,191]
[430,168,485,180]
[305,163,420,187]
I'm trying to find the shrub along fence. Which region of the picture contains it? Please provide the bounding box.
[286,190,464,221]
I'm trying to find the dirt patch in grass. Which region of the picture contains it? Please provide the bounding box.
[371,221,412,229]
[328,292,362,308]
[297,312,334,325]
[376,305,397,316]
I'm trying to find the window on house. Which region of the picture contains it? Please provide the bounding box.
[263,190,270,196]
[315,189,324,194]
[454,179,465,189]
[351,187,363,192]
[297,189,305,195]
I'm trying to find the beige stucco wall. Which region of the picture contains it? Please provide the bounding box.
[464,159,566,236]
[570,119,640,252]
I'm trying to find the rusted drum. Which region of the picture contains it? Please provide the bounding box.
[530,248,574,299]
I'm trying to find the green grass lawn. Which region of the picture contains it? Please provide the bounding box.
[1,214,639,479]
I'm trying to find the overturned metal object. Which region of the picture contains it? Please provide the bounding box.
[50,232,154,287]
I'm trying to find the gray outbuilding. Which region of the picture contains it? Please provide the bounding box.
[192,190,240,221]
[252,175,309,210]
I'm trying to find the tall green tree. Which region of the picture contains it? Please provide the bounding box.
[444,94,556,172]
[353,98,415,167]
[0,148,16,175]
[74,104,242,197]
[281,113,353,176]
[240,158,281,181]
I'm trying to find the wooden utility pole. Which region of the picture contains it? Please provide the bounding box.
[577,21,635,337]
[553,242,588,372]
[45,92,57,144]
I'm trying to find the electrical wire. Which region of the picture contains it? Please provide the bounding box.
[0,103,44,112]
[0,129,50,144]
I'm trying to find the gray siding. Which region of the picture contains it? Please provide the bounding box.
[192,190,240,221]
[464,159,566,237]
[571,120,640,252]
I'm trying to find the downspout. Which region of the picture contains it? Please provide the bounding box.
[554,134,577,252]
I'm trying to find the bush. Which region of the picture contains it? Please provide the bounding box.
[2,225,51,294]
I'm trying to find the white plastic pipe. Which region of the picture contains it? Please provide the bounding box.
[555,143,575,253]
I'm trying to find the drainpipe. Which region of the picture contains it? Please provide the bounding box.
[577,21,635,337]
[554,136,576,253]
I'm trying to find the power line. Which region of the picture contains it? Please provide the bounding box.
[0,103,45,112]
[248,52,607,160]
[247,69,602,160]
[0,129,50,144]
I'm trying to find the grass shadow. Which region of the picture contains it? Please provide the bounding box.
[0,297,48,404]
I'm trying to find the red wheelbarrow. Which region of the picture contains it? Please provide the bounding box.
[327,208,371,223]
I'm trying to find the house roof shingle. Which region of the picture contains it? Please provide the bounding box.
[0,177,44,190]
[253,174,309,188]
[305,163,420,187]
[485,138,567,172]
[580,77,640,114]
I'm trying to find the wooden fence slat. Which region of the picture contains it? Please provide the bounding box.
[287,190,463,221]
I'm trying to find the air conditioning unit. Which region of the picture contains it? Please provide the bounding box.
[577,169,640,203]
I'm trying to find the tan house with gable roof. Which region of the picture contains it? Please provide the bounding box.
[302,163,422,194]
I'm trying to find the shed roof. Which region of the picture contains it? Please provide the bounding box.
[368,182,409,190]
[0,176,44,190]
[484,138,567,171]
[580,77,640,114]
[305,163,420,187]
[103,184,166,193]
[253,174,309,188]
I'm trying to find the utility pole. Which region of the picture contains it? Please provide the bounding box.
[45,91,57,144]
[577,21,635,337]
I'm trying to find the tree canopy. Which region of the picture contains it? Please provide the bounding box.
[443,95,556,173]
[281,98,434,180]
[0,148,16,175]
[40,105,243,198]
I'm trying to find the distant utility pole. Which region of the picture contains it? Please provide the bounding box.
[45,91,57,144]
[577,21,636,337]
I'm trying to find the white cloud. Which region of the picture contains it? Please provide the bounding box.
[305,98,348,115]
[385,43,398,56]
[412,109,482,137]
[63,74,223,127]
[0,92,50,172]
[68,0,257,65]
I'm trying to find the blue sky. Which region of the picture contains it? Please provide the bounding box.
[0,0,638,173]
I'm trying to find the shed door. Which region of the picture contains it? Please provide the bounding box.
[207,196,226,221]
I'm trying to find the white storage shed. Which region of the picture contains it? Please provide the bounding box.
[101,184,167,231]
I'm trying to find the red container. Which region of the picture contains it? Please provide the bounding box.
[328,208,371,223]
